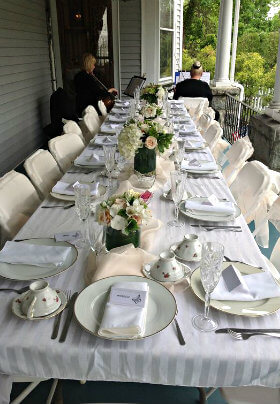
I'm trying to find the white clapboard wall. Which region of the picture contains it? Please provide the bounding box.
[0,0,52,175]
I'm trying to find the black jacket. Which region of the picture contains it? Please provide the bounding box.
[74,70,109,116]
[174,79,213,103]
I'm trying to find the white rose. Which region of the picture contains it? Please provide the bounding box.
[111,215,127,231]
[157,86,165,99]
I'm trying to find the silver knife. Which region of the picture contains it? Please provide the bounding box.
[215,328,280,334]
[59,292,78,343]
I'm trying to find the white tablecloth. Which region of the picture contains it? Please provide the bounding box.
[1,109,280,404]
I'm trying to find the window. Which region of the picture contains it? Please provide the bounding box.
[160,0,174,79]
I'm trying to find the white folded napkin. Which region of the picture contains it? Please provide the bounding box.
[185,197,235,216]
[170,100,184,104]
[111,108,129,115]
[115,101,130,107]
[75,153,104,166]
[108,115,127,123]
[98,281,149,339]
[212,265,280,301]
[181,159,217,172]
[52,181,99,196]
[185,140,204,148]
[94,136,118,146]
[0,241,72,268]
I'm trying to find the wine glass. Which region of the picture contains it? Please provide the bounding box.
[192,242,224,332]
[174,139,186,171]
[103,145,116,189]
[168,170,186,227]
[73,183,91,248]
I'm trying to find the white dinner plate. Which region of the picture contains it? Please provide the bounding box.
[50,184,106,202]
[0,239,78,281]
[182,160,221,174]
[179,197,241,222]
[12,289,67,320]
[191,262,280,317]
[74,275,177,340]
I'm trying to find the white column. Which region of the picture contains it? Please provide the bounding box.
[213,0,233,87]
[230,0,240,82]
[269,30,280,109]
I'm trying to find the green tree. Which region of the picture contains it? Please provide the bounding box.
[235,52,265,96]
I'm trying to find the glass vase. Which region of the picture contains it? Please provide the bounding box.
[134,147,156,175]
[105,227,141,251]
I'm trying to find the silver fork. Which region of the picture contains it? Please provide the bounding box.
[51,290,71,340]
[228,329,280,340]
[204,227,242,232]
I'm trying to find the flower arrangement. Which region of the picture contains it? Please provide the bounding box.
[141,83,165,104]
[118,120,173,159]
[139,103,162,119]
[96,190,152,235]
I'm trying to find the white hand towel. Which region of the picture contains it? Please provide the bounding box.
[0,241,72,268]
[52,181,99,196]
[212,266,280,301]
[98,281,149,339]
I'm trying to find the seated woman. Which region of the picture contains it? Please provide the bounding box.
[74,53,118,116]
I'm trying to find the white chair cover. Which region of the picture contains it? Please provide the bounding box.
[212,138,230,162]
[24,149,62,199]
[197,113,213,135]
[230,161,274,248]
[82,105,99,119]
[79,112,100,143]
[203,106,215,119]
[62,120,86,145]
[203,121,223,151]
[98,100,108,120]
[178,97,208,118]
[0,171,41,247]
[48,134,85,173]
[222,137,254,186]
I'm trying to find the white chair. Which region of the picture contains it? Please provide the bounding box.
[24,149,63,199]
[79,112,100,143]
[98,100,108,122]
[48,134,85,173]
[82,105,99,119]
[203,106,215,119]
[0,171,41,247]
[178,96,208,118]
[203,121,223,151]
[212,138,231,162]
[222,137,254,186]
[230,161,273,230]
[197,113,214,135]
[62,120,86,145]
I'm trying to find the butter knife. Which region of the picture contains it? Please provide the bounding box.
[59,292,78,343]
[215,328,280,334]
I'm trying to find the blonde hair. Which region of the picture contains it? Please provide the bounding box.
[81,53,96,72]
[190,61,203,77]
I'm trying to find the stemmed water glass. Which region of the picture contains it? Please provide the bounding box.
[174,138,186,171]
[192,242,224,332]
[73,183,91,248]
[168,170,186,227]
[103,144,116,190]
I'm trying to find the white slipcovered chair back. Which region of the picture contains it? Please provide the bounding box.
[203,106,215,119]
[79,112,100,143]
[24,149,62,199]
[178,97,208,118]
[48,134,85,173]
[82,105,99,120]
[222,137,254,186]
[203,121,222,151]
[197,113,213,135]
[230,161,272,227]
[62,120,86,145]
[0,171,41,246]
[98,100,107,120]
[212,138,230,162]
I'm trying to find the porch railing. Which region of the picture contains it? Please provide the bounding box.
[223,93,258,144]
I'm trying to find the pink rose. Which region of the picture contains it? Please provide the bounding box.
[145,136,157,150]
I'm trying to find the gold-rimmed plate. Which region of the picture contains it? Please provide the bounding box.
[50,184,106,202]
[0,238,78,281]
[190,262,280,317]
[74,275,177,340]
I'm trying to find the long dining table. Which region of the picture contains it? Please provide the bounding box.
[1,101,280,404]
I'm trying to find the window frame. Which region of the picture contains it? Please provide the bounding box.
[159,0,176,84]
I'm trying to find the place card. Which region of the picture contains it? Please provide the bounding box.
[55,231,82,243]
[222,264,249,292]
[109,287,147,309]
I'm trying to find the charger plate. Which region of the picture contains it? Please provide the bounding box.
[51,184,106,202]
[179,197,241,222]
[0,238,78,281]
[190,262,280,317]
[74,275,177,340]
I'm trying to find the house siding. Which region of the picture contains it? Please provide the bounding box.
[0,0,52,176]
[119,0,141,92]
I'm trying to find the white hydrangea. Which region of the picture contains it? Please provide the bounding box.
[157,86,165,100]
[118,123,143,159]
[140,104,157,119]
